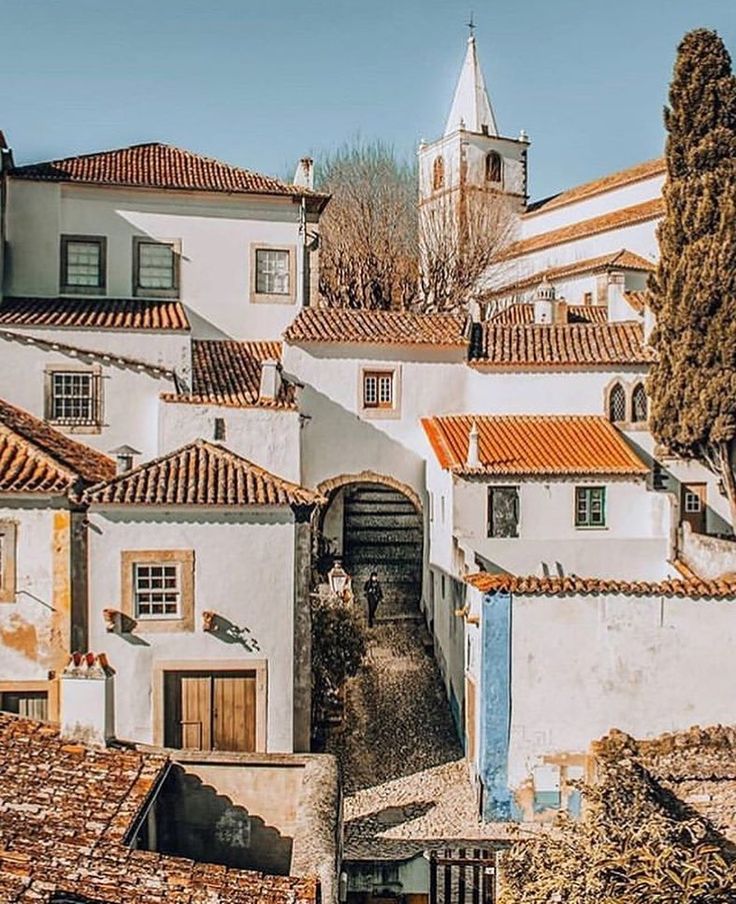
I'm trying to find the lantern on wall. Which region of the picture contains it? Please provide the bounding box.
[328,560,351,597]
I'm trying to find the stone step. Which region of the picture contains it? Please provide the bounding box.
[347,548,422,565]
[346,488,414,503]
[346,512,421,529]
[345,530,422,546]
[346,500,418,515]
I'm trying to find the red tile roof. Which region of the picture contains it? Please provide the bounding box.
[525,158,665,216]
[0,713,318,903]
[491,303,609,325]
[10,142,329,205]
[504,198,664,260]
[484,249,655,300]
[466,571,736,599]
[284,307,468,347]
[0,296,189,331]
[0,398,115,495]
[624,290,649,314]
[421,414,649,477]
[163,339,296,409]
[85,439,320,507]
[470,321,654,367]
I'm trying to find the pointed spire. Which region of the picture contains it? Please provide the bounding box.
[445,34,498,137]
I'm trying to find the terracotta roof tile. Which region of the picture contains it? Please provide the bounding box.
[624,290,649,314]
[504,198,664,259]
[163,339,296,409]
[0,398,115,495]
[0,713,318,903]
[491,303,609,325]
[85,439,319,507]
[0,296,189,331]
[10,142,329,203]
[485,249,655,300]
[525,158,665,216]
[465,571,736,599]
[284,307,467,347]
[422,414,648,477]
[470,320,655,367]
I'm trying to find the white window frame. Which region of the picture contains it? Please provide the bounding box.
[250,244,297,304]
[45,365,103,432]
[133,561,183,620]
[359,366,401,419]
[683,491,702,514]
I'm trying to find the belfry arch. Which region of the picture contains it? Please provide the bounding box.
[316,472,423,620]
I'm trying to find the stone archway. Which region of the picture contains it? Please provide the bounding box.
[317,472,423,620]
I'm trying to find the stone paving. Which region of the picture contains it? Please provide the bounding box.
[324,619,518,861]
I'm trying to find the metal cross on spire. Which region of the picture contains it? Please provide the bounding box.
[466,11,476,38]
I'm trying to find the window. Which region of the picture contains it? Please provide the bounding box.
[575,486,606,528]
[133,238,179,297]
[134,563,181,619]
[214,417,227,441]
[632,383,648,423]
[362,371,394,409]
[488,486,519,537]
[0,522,17,603]
[0,690,48,721]
[485,151,502,183]
[583,291,593,306]
[684,490,702,514]
[46,369,102,427]
[608,382,626,422]
[60,236,106,293]
[121,550,194,631]
[256,249,290,295]
[432,155,445,190]
[116,452,134,474]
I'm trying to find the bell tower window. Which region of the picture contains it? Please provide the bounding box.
[485,151,502,183]
[432,156,445,191]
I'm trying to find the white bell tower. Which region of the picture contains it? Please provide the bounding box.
[418,29,530,211]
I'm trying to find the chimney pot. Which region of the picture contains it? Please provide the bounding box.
[293,157,314,191]
[466,420,481,469]
[259,359,282,402]
[60,652,115,747]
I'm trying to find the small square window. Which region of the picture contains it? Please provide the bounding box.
[363,371,394,409]
[575,486,606,528]
[134,563,181,619]
[256,249,291,295]
[488,486,519,538]
[684,491,702,514]
[61,236,106,293]
[133,238,179,297]
[46,370,102,427]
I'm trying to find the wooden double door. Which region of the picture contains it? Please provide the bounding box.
[163,670,257,752]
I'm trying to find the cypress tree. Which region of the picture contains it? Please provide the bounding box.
[648,29,736,527]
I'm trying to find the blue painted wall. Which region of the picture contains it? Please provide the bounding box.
[479,590,516,821]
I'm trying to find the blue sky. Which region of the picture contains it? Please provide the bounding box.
[2,0,734,200]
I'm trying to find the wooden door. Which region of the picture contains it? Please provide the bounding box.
[164,670,257,752]
[682,483,707,534]
[213,673,256,752]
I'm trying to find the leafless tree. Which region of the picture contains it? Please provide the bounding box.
[315,139,514,313]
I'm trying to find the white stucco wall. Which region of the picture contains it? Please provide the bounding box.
[507,591,736,789]
[0,336,174,463]
[5,180,314,341]
[454,477,672,580]
[87,507,297,751]
[159,401,301,483]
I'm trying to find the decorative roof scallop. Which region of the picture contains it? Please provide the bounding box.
[422,414,648,477]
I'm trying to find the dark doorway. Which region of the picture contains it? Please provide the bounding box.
[163,670,256,751]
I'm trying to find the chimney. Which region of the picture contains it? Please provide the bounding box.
[606,270,631,323]
[60,652,115,747]
[466,420,481,469]
[259,359,282,402]
[293,157,314,191]
[109,444,140,475]
[533,278,555,324]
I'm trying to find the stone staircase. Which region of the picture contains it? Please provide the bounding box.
[343,485,423,621]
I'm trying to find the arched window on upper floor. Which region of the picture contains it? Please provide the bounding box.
[485,151,502,184]
[433,156,445,191]
[608,382,626,422]
[632,382,648,423]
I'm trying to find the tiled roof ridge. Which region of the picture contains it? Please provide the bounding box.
[0,423,78,491]
[283,307,468,347]
[0,328,177,379]
[10,141,329,201]
[489,302,609,326]
[525,157,665,217]
[84,438,320,507]
[0,397,115,490]
[465,571,736,599]
[503,197,664,260]
[484,248,655,299]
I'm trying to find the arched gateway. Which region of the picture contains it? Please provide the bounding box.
[316,472,423,620]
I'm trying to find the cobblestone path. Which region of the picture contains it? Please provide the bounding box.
[324,619,509,859]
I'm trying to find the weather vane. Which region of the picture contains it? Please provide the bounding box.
[467,11,476,37]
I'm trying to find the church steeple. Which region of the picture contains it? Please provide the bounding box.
[444,34,498,136]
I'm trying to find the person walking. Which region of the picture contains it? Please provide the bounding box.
[364,572,383,628]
